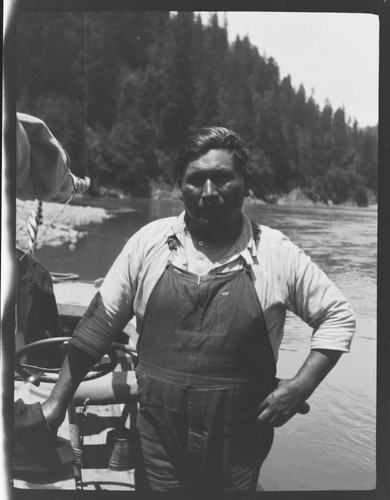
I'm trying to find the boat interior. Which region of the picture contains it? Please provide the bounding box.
[14,278,139,491]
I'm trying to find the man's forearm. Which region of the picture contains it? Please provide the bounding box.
[291,348,342,399]
[42,345,99,432]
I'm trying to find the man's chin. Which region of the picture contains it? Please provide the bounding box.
[199,207,224,219]
[187,208,242,232]
[197,214,226,231]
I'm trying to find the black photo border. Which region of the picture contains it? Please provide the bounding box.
[3,1,389,499]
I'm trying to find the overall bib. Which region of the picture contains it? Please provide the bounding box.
[135,244,277,492]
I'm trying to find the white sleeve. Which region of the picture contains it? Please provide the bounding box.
[286,242,356,352]
[69,232,143,358]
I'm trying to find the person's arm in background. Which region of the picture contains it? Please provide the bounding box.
[257,240,355,427]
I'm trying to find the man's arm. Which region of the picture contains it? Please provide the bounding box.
[41,345,98,433]
[256,235,356,427]
[257,349,342,427]
[40,291,131,432]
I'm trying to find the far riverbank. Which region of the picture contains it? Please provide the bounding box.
[16,191,377,252]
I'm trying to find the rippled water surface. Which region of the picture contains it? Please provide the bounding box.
[36,200,377,491]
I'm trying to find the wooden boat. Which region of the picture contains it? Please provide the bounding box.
[14,278,139,491]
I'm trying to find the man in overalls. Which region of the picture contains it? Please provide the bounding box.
[41,127,355,492]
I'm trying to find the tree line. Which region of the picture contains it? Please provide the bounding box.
[17,11,378,205]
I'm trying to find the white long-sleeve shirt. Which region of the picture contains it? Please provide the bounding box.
[70,211,355,360]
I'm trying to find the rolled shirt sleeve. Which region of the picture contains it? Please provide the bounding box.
[286,241,356,352]
[69,234,141,359]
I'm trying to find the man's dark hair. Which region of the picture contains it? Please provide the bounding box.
[171,127,251,186]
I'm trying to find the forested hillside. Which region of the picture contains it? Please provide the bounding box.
[17,11,378,205]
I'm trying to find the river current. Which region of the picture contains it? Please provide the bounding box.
[35,199,377,491]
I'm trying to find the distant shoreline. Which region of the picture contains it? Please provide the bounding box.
[16,194,377,251]
[93,183,377,208]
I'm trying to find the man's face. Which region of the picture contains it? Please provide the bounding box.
[180,149,249,233]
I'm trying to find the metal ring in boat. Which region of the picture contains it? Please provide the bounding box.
[51,272,80,282]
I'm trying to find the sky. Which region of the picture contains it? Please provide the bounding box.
[201,12,379,128]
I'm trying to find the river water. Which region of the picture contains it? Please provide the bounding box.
[35,199,377,491]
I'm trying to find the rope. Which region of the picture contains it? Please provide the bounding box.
[27,199,42,253]
[19,174,91,262]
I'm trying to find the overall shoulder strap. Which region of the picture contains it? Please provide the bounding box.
[250,220,262,250]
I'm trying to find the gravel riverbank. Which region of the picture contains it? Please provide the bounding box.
[16,199,113,251]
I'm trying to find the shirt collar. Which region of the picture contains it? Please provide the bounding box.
[165,211,258,266]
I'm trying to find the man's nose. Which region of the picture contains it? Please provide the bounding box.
[202,179,218,198]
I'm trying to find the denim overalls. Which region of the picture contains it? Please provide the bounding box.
[135,233,277,492]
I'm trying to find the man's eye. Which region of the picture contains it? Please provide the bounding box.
[214,174,232,184]
[187,176,204,185]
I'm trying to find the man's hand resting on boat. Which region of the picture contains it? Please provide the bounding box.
[256,349,342,427]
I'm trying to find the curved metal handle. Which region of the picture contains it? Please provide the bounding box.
[15,337,118,386]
